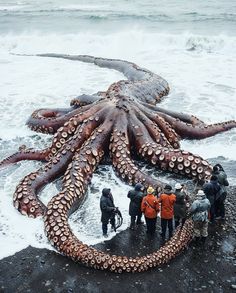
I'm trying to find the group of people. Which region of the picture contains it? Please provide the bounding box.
[129,183,189,242]
[99,163,229,244]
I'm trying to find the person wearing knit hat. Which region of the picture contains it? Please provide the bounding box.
[174,183,190,229]
[158,184,176,242]
[189,189,211,244]
[141,186,159,235]
[127,183,144,230]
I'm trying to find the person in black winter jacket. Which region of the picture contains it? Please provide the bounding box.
[212,164,229,219]
[127,183,144,229]
[203,175,221,223]
[100,188,117,237]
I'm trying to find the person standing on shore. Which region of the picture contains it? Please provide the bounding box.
[173,183,189,228]
[127,183,144,230]
[189,189,211,244]
[158,184,176,242]
[141,186,159,235]
[203,175,221,223]
[212,164,229,220]
[100,188,117,237]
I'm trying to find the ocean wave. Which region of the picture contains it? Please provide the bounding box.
[0,31,236,55]
[0,7,235,23]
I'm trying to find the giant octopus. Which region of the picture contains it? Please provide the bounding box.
[1,54,236,273]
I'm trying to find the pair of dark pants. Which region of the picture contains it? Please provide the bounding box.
[161,218,174,240]
[175,217,186,229]
[130,214,142,227]
[215,198,225,218]
[209,203,216,222]
[102,217,115,235]
[145,217,157,235]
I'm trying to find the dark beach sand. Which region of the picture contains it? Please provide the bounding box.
[0,187,236,293]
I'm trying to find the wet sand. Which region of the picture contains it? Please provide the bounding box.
[0,187,236,293]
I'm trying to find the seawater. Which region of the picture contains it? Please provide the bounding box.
[0,0,236,259]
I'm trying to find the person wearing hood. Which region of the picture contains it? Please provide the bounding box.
[189,189,211,244]
[127,183,144,230]
[100,188,117,237]
[141,186,159,235]
[173,183,190,228]
[158,184,176,242]
[212,164,229,220]
[203,175,221,223]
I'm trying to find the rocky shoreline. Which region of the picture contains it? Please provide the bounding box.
[0,187,235,293]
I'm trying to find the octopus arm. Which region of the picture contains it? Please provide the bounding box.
[70,93,104,107]
[0,148,49,169]
[110,114,163,189]
[140,101,204,126]
[138,104,236,139]
[27,107,79,134]
[135,140,212,182]
[13,116,104,217]
[27,101,98,134]
[45,105,107,159]
[36,53,152,81]
[157,112,236,139]
[134,107,180,149]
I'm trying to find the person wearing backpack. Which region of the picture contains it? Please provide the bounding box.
[141,186,159,235]
[189,189,211,244]
[174,183,190,228]
[158,184,176,242]
[127,183,144,230]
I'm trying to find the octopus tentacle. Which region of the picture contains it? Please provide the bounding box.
[27,102,98,134]
[70,92,106,107]
[0,107,105,168]
[157,113,236,139]
[0,148,49,169]
[128,111,169,153]
[139,101,205,126]
[45,106,106,160]
[134,107,180,149]
[138,102,236,139]
[110,113,163,189]
[35,54,169,105]
[13,115,104,217]
[135,141,212,182]
[44,120,114,260]
[27,107,78,134]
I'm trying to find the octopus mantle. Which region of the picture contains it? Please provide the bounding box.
[1,54,236,273]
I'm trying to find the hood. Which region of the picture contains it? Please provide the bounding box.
[135,183,144,191]
[102,188,111,197]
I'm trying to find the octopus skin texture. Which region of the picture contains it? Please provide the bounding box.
[1,53,236,273]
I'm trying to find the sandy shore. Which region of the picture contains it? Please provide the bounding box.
[0,187,236,293]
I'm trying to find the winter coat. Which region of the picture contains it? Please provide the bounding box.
[203,179,221,205]
[174,190,189,219]
[100,189,115,223]
[127,184,144,216]
[213,170,229,198]
[141,194,159,219]
[190,196,210,222]
[158,191,176,219]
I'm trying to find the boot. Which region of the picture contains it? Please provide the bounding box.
[129,224,135,230]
